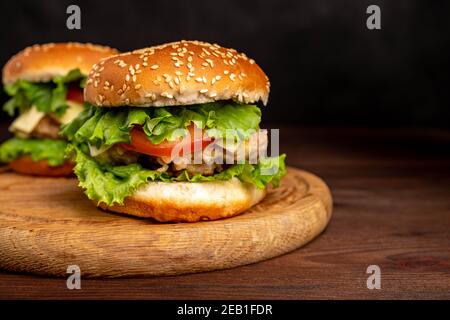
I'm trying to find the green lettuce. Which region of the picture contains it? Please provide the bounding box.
[3,69,85,117]
[67,144,286,205]
[0,137,68,166]
[61,102,262,147]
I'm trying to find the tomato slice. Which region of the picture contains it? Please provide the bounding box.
[66,87,84,104]
[10,156,74,177]
[120,125,212,158]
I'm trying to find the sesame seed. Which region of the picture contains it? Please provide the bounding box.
[200,89,208,93]
[161,92,173,99]
[150,64,159,69]
[163,74,172,82]
[134,84,142,90]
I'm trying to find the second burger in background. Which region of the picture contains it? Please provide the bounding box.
[0,43,119,176]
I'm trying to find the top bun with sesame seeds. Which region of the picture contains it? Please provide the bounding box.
[84,40,270,107]
[2,42,119,85]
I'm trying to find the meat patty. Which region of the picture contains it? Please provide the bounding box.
[31,116,61,139]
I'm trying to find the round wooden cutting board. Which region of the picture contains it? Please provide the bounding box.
[0,167,332,278]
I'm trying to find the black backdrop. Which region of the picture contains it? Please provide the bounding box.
[1,0,449,127]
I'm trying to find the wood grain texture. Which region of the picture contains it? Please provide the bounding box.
[0,167,332,278]
[0,126,449,299]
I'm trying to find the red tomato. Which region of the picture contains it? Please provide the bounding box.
[120,126,212,158]
[10,156,74,177]
[66,87,84,104]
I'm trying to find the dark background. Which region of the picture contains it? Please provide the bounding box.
[0,0,449,127]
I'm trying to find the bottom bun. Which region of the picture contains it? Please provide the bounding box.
[9,156,74,177]
[98,177,267,222]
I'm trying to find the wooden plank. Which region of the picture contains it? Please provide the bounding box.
[0,168,332,278]
[0,126,449,299]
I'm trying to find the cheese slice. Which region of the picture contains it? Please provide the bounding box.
[9,101,84,137]
[56,101,84,125]
[9,106,45,135]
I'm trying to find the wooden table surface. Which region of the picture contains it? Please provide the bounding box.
[0,126,449,299]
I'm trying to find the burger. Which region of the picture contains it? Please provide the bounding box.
[62,40,286,222]
[0,43,119,176]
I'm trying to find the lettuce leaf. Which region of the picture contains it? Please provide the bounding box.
[3,69,85,117]
[67,144,286,205]
[0,137,68,166]
[61,102,262,147]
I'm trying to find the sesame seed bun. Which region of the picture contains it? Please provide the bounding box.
[3,42,119,85]
[98,177,267,222]
[84,40,270,107]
